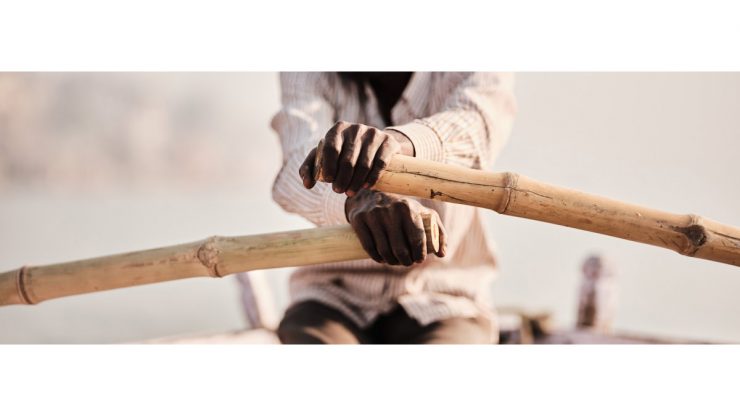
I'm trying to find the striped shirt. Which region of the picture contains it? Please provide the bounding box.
[270,72,517,335]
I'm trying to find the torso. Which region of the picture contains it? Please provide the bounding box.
[288,72,500,328]
[366,72,412,125]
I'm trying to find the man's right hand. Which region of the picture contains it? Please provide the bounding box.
[345,188,446,266]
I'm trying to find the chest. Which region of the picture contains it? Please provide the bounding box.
[331,73,442,129]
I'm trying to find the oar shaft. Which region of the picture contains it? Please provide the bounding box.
[346,154,740,267]
[0,214,440,306]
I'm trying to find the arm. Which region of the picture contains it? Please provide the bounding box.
[296,73,515,265]
[344,188,447,266]
[270,73,348,226]
[297,119,444,266]
[299,73,517,197]
[298,121,414,197]
[387,72,517,170]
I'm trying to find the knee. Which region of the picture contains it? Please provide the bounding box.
[277,318,324,344]
[277,301,363,344]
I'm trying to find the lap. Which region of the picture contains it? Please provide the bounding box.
[371,306,493,344]
[277,301,371,344]
[278,300,493,344]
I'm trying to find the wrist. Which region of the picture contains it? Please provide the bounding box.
[345,189,400,222]
[385,129,415,157]
[345,188,371,222]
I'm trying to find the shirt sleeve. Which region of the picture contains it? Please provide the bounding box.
[270,72,348,226]
[387,72,517,170]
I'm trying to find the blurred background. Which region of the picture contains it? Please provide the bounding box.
[0,72,738,343]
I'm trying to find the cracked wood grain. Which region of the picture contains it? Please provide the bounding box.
[314,148,740,267]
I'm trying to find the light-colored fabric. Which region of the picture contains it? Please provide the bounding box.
[270,72,517,328]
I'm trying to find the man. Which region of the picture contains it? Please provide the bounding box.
[271,72,516,343]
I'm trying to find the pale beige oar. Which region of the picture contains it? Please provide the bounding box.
[0,214,440,306]
[313,141,740,267]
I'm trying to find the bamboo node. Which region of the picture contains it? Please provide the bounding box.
[683,224,708,247]
[673,215,708,255]
[16,266,35,305]
[197,237,222,277]
[497,172,519,214]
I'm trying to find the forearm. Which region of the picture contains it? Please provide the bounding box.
[387,73,516,170]
[272,148,348,226]
[271,73,347,226]
[384,129,415,157]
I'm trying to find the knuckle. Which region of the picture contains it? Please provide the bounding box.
[368,207,386,218]
[322,150,337,166]
[338,157,354,169]
[357,154,372,168]
[347,123,362,136]
[324,143,339,156]
[365,127,380,140]
[392,199,411,212]
[349,213,363,226]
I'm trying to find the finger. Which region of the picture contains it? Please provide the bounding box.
[400,205,427,263]
[322,122,345,183]
[334,125,363,194]
[385,209,414,266]
[366,211,397,265]
[350,214,383,263]
[347,129,383,196]
[434,212,448,258]
[298,147,317,189]
[365,137,400,188]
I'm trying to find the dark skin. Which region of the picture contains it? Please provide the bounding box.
[299,73,447,266]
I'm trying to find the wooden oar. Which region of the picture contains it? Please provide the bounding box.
[314,142,740,267]
[0,214,440,306]
[3,149,737,308]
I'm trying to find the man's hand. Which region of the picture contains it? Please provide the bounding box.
[345,189,447,266]
[299,121,414,197]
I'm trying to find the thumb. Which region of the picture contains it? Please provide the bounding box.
[433,212,448,258]
[298,147,318,189]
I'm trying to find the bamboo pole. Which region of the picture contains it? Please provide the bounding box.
[314,144,740,267]
[0,214,440,306]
